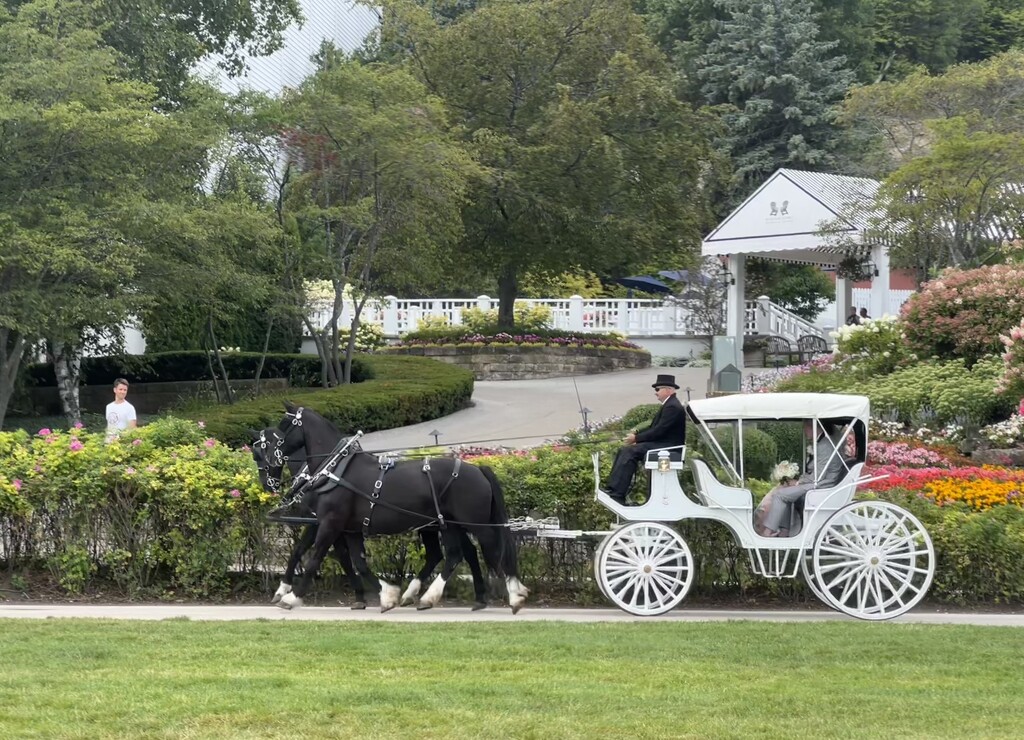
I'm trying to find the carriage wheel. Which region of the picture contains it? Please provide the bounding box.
[592,535,614,602]
[812,501,935,621]
[596,522,694,616]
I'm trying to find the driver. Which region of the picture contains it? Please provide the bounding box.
[605,374,687,505]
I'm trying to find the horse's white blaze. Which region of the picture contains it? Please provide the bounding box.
[506,577,527,612]
[420,575,447,607]
[379,582,401,612]
[271,581,292,604]
[279,591,303,609]
[400,578,422,606]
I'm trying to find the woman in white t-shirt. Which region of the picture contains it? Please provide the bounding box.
[105,378,137,441]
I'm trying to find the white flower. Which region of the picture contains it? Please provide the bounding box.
[771,460,800,482]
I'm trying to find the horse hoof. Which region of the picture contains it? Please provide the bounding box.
[270,594,282,604]
[416,602,434,611]
[472,602,487,611]
[400,596,415,607]
[511,602,524,615]
[380,603,396,613]
[276,601,293,611]
[351,601,367,611]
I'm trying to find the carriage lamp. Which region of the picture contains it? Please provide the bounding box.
[658,450,671,472]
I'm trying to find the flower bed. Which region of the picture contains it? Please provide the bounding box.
[864,465,1024,510]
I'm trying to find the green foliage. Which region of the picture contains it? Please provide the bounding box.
[0,418,275,597]
[338,323,386,353]
[23,352,370,388]
[758,421,805,465]
[711,425,778,481]
[777,356,1014,425]
[619,404,660,433]
[744,260,835,321]
[460,304,552,333]
[193,355,474,446]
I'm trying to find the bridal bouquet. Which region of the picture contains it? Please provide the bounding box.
[771,460,799,484]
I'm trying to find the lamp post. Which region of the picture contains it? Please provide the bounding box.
[428,429,442,446]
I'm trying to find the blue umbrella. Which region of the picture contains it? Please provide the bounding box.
[614,275,672,294]
[658,269,713,286]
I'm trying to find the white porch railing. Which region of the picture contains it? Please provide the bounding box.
[307,294,857,343]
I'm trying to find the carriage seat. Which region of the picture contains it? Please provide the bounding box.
[688,458,752,511]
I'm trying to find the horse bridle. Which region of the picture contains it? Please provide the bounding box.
[253,407,305,493]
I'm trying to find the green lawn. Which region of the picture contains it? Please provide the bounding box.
[0,620,1020,739]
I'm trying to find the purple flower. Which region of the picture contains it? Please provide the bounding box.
[37,428,51,436]
[229,489,241,498]
[69,439,84,452]
[11,479,21,491]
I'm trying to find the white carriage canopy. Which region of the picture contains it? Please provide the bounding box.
[702,169,890,365]
[688,393,870,422]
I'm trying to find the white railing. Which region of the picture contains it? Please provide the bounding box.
[307,293,911,342]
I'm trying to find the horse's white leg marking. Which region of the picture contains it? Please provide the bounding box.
[506,577,528,615]
[271,581,292,604]
[400,577,422,607]
[278,591,303,610]
[418,575,447,609]
[379,582,401,613]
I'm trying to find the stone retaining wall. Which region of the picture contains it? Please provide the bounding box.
[383,345,650,380]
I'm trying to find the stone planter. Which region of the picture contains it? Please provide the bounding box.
[383,345,650,380]
[971,448,1024,467]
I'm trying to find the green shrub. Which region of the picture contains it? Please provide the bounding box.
[829,315,911,377]
[24,351,371,388]
[193,355,474,446]
[711,426,778,481]
[758,421,804,465]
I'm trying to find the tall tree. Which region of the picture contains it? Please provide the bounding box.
[378,0,713,328]
[283,54,474,384]
[698,0,856,207]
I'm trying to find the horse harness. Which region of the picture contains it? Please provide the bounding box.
[277,407,463,535]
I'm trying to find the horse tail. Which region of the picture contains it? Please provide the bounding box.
[479,465,519,579]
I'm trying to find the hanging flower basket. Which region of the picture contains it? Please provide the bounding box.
[836,255,872,281]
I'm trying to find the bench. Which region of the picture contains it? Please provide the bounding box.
[763,336,800,368]
[797,334,829,364]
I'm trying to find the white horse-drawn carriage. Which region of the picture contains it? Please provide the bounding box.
[586,393,936,621]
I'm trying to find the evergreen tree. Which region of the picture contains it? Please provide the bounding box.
[698,0,856,206]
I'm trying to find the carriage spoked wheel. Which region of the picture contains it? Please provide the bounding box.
[811,501,935,621]
[596,522,695,616]
[800,551,832,609]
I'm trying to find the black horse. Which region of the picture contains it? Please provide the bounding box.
[252,403,526,613]
[263,442,489,610]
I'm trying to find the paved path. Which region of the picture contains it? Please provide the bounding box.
[0,603,1020,626]
[361,364,713,452]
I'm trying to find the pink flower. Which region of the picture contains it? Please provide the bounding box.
[132,439,142,446]
[241,444,251,452]
[37,428,51,436]
[69,439,84,452]
[124,467,136,475]
[73,421,83,429]
[12,479,21,491]
[203,438,216,448]
[197,421,206,429]
[229,489,241,498]
[1019,398,1024,416]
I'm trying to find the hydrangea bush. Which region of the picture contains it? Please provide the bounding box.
[829,315,910,377]
[901,264,1024,365]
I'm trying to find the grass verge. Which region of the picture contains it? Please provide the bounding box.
[0,620,1021,738]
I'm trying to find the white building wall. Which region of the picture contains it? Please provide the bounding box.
[196,1,380,95]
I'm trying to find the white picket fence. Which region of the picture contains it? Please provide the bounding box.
[306,293,913,344]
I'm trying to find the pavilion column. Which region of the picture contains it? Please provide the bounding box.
[725,254,746,368]
[835,276,852,335]
[869,243,890,319]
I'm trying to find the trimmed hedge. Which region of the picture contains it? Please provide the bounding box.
[194,355,474,446]
[24,351,371,388]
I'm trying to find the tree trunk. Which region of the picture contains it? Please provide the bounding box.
[0,328,26,430]
[301,316,331,388]
[343,294,371,384]
[328,279,345,386]
[206,316,234,405]
[496,267,518,330]
[51,338,83,427]
[254,316,274,396]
